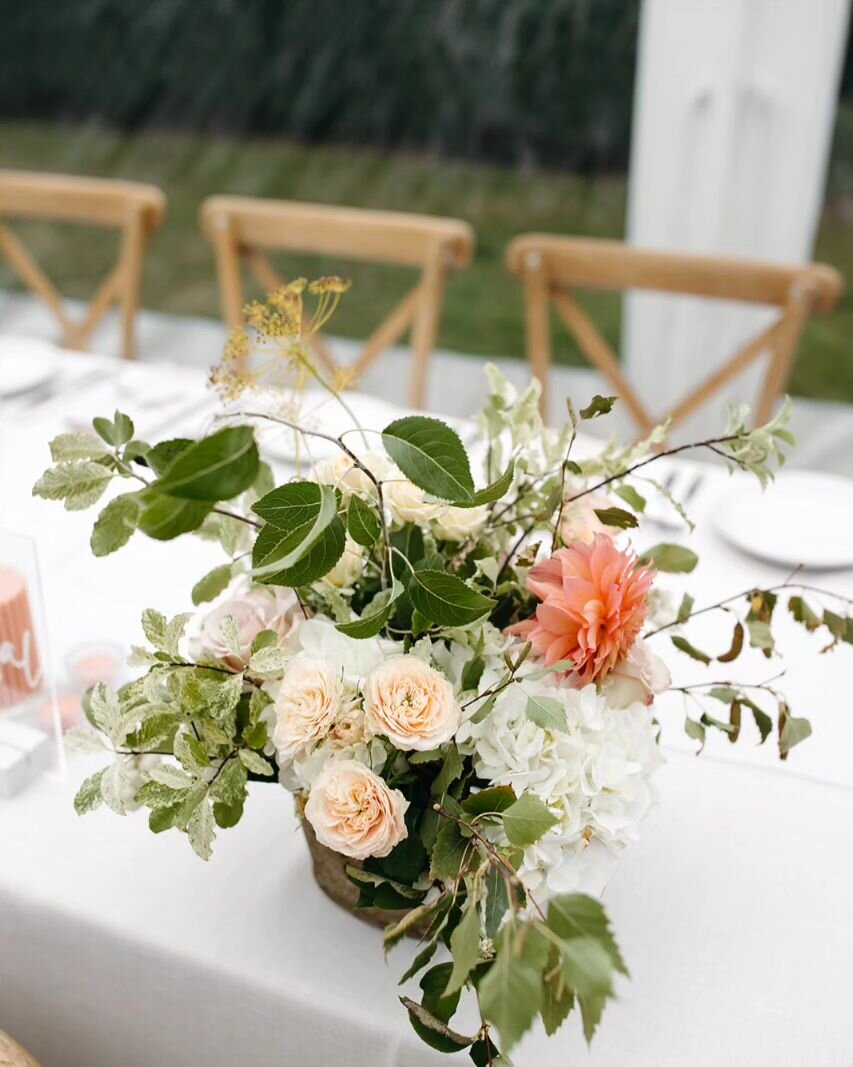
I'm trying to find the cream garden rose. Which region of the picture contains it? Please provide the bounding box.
[304,758,409,860]
[432,503,489,542]
[363,654,460,751]
[320,535,365,590]
[383,474,441,526]
[274,657,343,758]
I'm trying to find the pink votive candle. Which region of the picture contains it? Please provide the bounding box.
[0,566,43,710]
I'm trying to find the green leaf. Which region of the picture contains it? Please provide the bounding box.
[252,481,328,529]
[559,935,614,999]
[74,768,105,815]
[502,794,558,847]
[187,795,216,860]
[746,618,774,655]
[432,744,463,797]
[154,426,259,501]
[671,635,711,665]
[541,951,575,1036]
[252,514,346,587]
[460,656,486,693]
[469,460,515,507]
[525,693,568,733]
[684,717,706,749]
[408,569,496,628]
[445,902,482,995]
[149,764,193,790]
[389,524,425,577]
[483,863,510,939]
[382,416,475,503]
[145,438,194,476]
[779,713,812,756]
[346,494,382,546]
[461,786,517,817]
[256,485,339,576]
[135,779,189,810]
[49,431,109,462]
[336,580,404,639]
[174,730,211,774]
[637,543,699,574]
[469,1035,503,1066]
[478,923,549,1051]
[579,395,617,420]
[788,596,822,632]
[33,460,113,511]
[547,894,627,976]
[677,593,694,624]
[191,563,234,606]
[247,645,288,675]
[142,609,191,659]
[430,820,469,881]
[90,493,142,556]
[93,411,134,447]
[399,997,474,1054]
[593,506,638,530]
[138,493,212,540]
[239,748,274,776]
[613,484,646,513]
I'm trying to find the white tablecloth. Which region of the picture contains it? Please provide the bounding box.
[2,344,852,1065]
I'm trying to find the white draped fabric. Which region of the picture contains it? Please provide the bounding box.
[1,345,852,1064]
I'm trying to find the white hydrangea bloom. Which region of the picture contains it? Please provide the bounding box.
[458,672,663,897]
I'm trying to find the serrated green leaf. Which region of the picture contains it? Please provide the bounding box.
[336,580,404,639]
[174,730,211,774]
[469,460,515,507]
[502,794,558,847]
[187,795,216,859]
[684,717,706,749]
[408,569,495,628]
[346,493,382,546]
[671,635,711,665]
[547,893,627,976]
[211,757,247,807]
[248,645,289,674]
[49,431,109,462]
[33,460,113,511]
[74,768,105,815]
[638,542,698,574]
[252,480,328,529]
[154,426,259,502]
[138,492,212,541]
[445,901,482,995]
[525,693,568,733]
[779,713,812,755]
[382,416,475,503]
[431,743,463,797]
[144,438,194,476]
[483,863,510,939]
[430,819,469,881]
[239,748,274,776]
[593,506,639,530]
[613,484,646,513]
[191,563,233,606]
[462,786,517,817]
[579,395,617,420]
[253,514,346,587]
[90,492,142,557]
[479,923,549,1051]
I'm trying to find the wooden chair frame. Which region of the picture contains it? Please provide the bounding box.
[0,171,165,360]
[506,235,843,432]
[201,196,474,408]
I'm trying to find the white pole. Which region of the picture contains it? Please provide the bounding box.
[625,0,850,438]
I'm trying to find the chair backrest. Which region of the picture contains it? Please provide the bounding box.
[200,196,474,408]
[506,234,843,432]
[0,170,165,360]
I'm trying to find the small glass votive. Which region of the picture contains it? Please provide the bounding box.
[65,642,126,696]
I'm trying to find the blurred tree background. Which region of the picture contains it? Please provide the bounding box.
[0,0,851,401]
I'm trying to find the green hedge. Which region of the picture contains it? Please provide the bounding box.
[0,0,639,170]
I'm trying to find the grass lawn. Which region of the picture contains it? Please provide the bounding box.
[1,120,852,403]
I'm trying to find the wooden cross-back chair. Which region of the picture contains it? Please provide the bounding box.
[506,235,843,432]
[200,196,474,408]
[0,170,165,359]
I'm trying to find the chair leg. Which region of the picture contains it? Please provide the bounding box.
[523,259,552,420]
[408,244,446,409]
[755,284,815,425]
[119,209,146,360]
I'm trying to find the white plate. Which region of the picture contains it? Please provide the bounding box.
[714,471,853,570]
[0,339,60,398]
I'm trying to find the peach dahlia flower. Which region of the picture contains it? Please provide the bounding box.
[509,534,654,686]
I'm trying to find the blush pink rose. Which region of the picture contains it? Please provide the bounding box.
[200,586,301,669]
[508,534,654,686]
[304,759,409,860]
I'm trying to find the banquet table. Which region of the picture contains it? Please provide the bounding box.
[1,341,852,1066]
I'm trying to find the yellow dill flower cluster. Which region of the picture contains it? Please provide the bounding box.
[208,276,351,402]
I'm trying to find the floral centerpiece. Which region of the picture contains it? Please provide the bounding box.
[34,281,853,1063]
